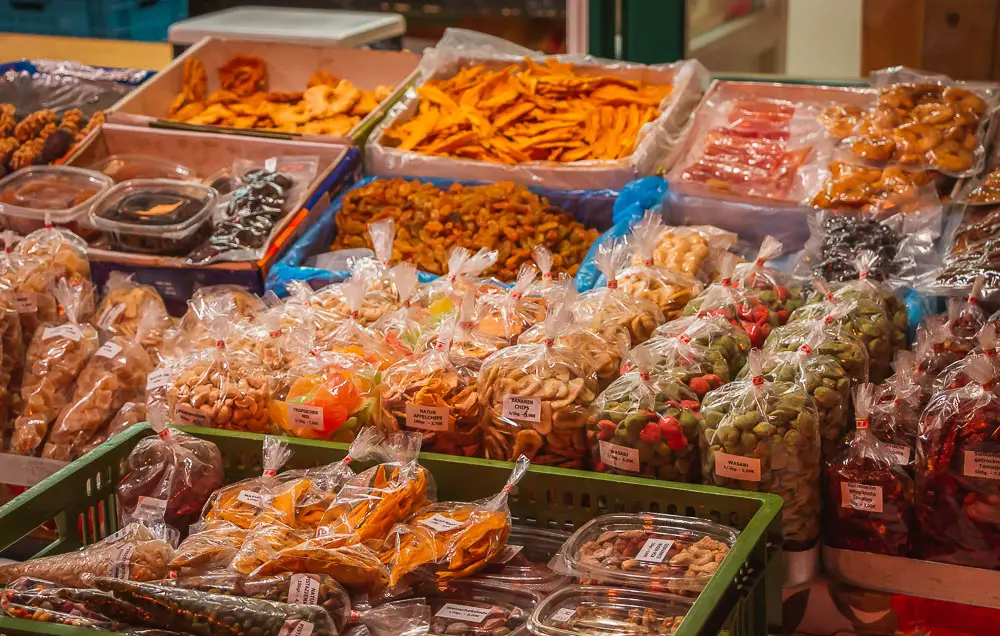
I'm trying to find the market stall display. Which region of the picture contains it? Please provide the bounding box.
[529,585,692,635]
[0,166,112,235]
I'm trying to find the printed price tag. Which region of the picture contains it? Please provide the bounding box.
[551,608,577,623]
[237,490,267,508]
[636,538,675,563]
[106,526,129,542]
[405,403,451,432]
[146,368,172,391]
[97,302,126,330]
[964,451,1000,480]
[885,443,911,466]
[14,293,36,313]
[289,574,321,605]
[599,441,640,472]
[418,513,463,532]
[841,482,884,513]
[501,394,541,423]
[110,544,136,579]
[176,405,209,427]
[278,620,314,636]
[493,544,523,564]
[0,454,67,487]
[435,603,491,623]
[288,404,325,431]
[714,452,762,482]
[42,323,83,342]
[95,341,123,359]
[134,496,168,521]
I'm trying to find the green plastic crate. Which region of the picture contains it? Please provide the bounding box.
[0,425,782,636]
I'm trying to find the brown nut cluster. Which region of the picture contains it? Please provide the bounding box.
[566,605,685,635]
[168,360,272,432]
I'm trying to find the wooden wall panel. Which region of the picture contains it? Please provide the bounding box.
[922,0,999,80]
[862,0,925,75]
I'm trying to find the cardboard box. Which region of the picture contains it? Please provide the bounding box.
[108,36,422,146]
[65,123,359,313]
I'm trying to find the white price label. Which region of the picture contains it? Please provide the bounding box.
[841,482,884,513]
[551,607,577,623]
[501,394,541,422]
[95,341,124,359]
[714,452,762,482]
[636,538,676,563]
[278,620,314,636]
[110,544,136,579]
[493,544,523,564]
[237,490,267,508]
[42,323,83,342]
[146,368,172,391]
[289,574,321,605]
[418,513,463,532]
[964,451,1000,480]
[97,302,126,330]
[288,404,325,431]
[14,293,36,313]
[885,443,911,466]
[105,526,129,542]
[0,454,67,487]
[599,441,640,473]
[435,603,491,623]
[405,403,450,432]
[134,496,168,521]
[176,405,209,427]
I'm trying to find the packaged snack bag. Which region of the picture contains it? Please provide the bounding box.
[870,351,922,467]
[683,253,775,348]
[732,235,805,328]
[652,313,751,378]
[526,245,570,307]
[450,289,507,370]
[417,247,498,315]
[825,383,915,556]
[373,263,436,358]
[317,274,398,370]
[473,265,545,342]
[769,294,870,385]
[94,272,171,362]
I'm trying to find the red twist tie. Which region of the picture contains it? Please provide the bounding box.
[350,310,360,319]
[502,484,513,493]
[643,257,654,266]
[270,330,282,339]
[986,348,997,359]
[607,280,618,289]
[970,295,980,305]
[751,375,764,386]
[215,340,225,349]
[678,334,691,344]
[511,292,523,300]
[856,417,869,430]
[349,611,360,625]
[434,341,446,350]
[263,469,277,477]
[798,344,813,356]
[459,320,475,329]
[859,271,868,280]
[542,272,553,280]
[985,379,998,391]
[542,337,554,347]
[158,429,171,440]
[639,371,650,382]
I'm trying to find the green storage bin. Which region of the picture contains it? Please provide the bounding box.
[0,425,782,636]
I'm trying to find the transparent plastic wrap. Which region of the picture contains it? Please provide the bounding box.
[382,322,483,457]
[170,285,267,352]
[917,356,1000,567]
[824,384,915,556]
[645,224,738,283]
[168,521,247,576]
[379,456,528,588]
[635,327,730,396]
[586,346,700,482]
[959,164,1000,206]
[414,579,539,635]
[913,278,986,384]
[0,523,174,587]
[1,578,121,630]
[40,314,156,460]
[232,306,301,374]
[416,246,498,314]
[93,577,337,636]
[700,350,822,548]
[575,238,665,346]
[0,232,22,436]
[471,526,571,593]
[526,245,571,307]
[314,275,399,370]
[9,277,99,456]
[94,271,169,342]
[373,263,437,358]
[549,512,737,595]
[736,347,850,461]
[617,212,704,321]
[367,28,709,190]
[348,218,399,298]
[732,235,805,326]
[187,156,319,266]
[451,288,507,370]
[931,325,1000,397]
[307,274,398,333]
[529,585,691,635]
[870,351,922,467]
[116,408,224,533]
[478,308,599,467]
[932,195,1000,298]
[473,266,546,342]
[809,159,940,214]
[652,314,751,378]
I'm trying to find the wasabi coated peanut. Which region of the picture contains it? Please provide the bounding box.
[654,315,751,380]
[791,297,892,382]
[765,318,869,386]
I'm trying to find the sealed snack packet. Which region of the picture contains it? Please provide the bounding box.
[352,218,399,297]
[526,245,569,306]
[373,263,436,358]
[943,274,988,342]
[116,407,224,533]
[77,401,147,456]
[379,456,529,588]
[649,224,739,283]
[683,254,775,349]
[930,324,999,396]
[417,247,498,315]
[731,235,805,328]
[869,351,922,467]
[0,523,174,587]
[479,307,599,467]
[416,579,539,635]
[382,321,482,457]
[653,313,751,378]
[701,350,822,548]
[94,272,170,352]
[201,435,294,530]
[636,325,731,393]
[231,307,302,373]
[530,585,691,635]
[9,278,100,456]
[473,265,545,342]
[168,521,248,576]
[170,285,267,352]
[825,383,915,556]
[42,311,158,460]
[587,346,701,482]
[450,289,507,370]
[316,274,398,370]
[917,356,1000,567]
[310,262,399,330]
[618,212,704,321]
[0,234,23,437]
[769,295,870,385]
[576,238,665,345]
[1,578,123,630]
[94,577,337,636]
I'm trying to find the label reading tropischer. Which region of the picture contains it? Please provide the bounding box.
[714,452,762,482]
[418,513,463,532]
[635,538,675,563]
[176,404,209,426]
[435,604,491,623]
[964,451,1000,480]
[42,324,83,342]
[551,608,577,623]
[841,482,884,513]
[289,574,321,605]
[97,302,126,330]
[14,293,36,313]
[405,403,450,431]
[501,394,541,422]
[96,341,124,359]
[599,441,640,472]
[288,404,324,431]
[277,620,314,636]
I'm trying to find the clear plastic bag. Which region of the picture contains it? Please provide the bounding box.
[315,275,398,370]
[0,523,174,587]
[526,245,571,308]
[635,326,730,393]
[870,351,922,467]
[373,263,437,358]
[471,526,571,593]
[529,585,691,635]
[647,224,738,283]
[587,346,700,481]
[576,238,665,346]
[76,401,147,457]
[732,235,805,326]
[473,265,546,342]
[169,285,267,354]
[450,288,506,370]
[931,325,1000,397]
[824,383,915,556]
[116,407,225,533]
[618,212,704,321]
[700,350,822,548]
[200,435,295,530]
[0,232,23,438]
[168,521,248,576]
[415,580,538,635]
[417,247,498,316]
[1,578,122,630]
[347,218,400,299]
[94,271,169,344]
[478,308,599,467]
[917,356,1000,567]
[379,456,527,589]
[652,314,751,378]
[9,278,99,456]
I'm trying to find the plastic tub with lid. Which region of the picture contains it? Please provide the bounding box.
[529,585,692,635]
[89,155,195,183]
[0,166,113,235]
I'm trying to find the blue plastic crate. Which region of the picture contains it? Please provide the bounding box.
[0,0,186,41]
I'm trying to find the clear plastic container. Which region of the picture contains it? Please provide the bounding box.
[549,513,739,596]
[472,526,571,594]
[413,580,540,636]
[0,166,112,235]
[89,179,218,256]
[89,155,195,183]
[529,585,692,635]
